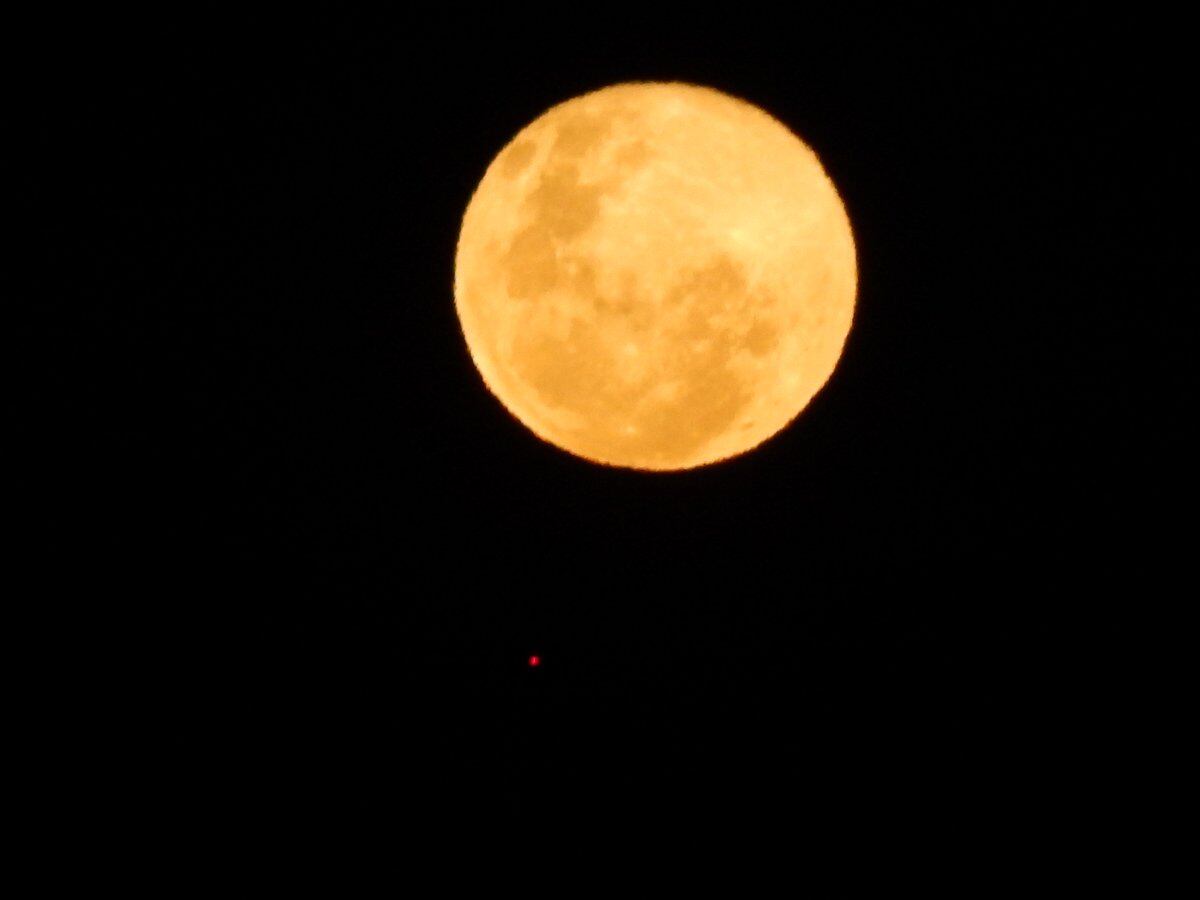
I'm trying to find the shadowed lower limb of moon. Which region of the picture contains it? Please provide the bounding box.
[454,82,856,471]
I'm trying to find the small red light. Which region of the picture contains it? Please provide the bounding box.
[528,655,541,668]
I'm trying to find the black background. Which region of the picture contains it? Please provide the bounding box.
[56,8,1181,828]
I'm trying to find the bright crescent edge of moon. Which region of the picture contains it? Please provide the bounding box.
[453,81,857,471]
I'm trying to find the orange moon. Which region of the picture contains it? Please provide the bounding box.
[454,82,856,471]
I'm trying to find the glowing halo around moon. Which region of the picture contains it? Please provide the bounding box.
[453,82,857,471]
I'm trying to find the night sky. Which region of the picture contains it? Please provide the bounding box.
[62,9,1180,827]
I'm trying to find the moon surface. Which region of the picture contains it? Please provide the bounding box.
[454,82,856,471]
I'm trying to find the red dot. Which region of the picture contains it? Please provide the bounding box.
[528,655,541,668]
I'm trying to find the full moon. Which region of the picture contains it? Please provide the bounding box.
[454,82,856,471]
